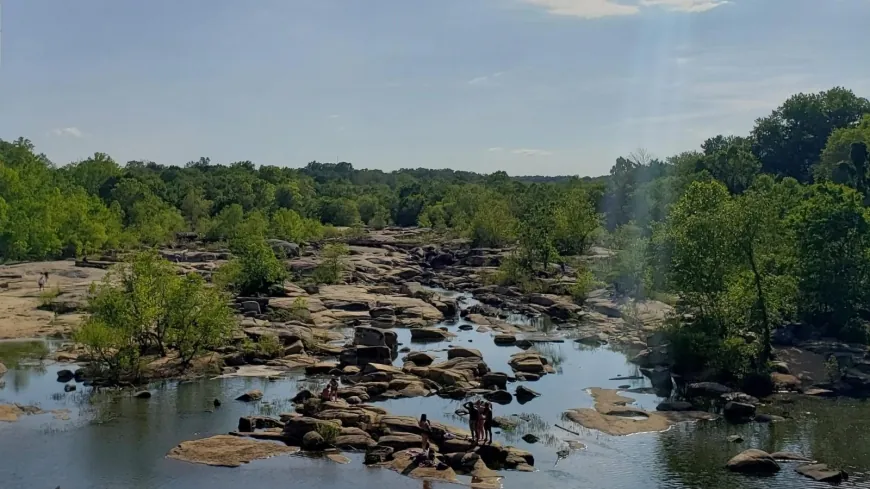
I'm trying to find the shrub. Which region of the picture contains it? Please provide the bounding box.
[218,236,288,295]
[312,243,349,285]
[315,422,340,444]
[569,266,599,304]
[256,335,282,358]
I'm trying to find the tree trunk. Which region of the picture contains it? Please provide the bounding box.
[746,244,771,365]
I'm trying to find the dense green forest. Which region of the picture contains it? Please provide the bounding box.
[4,86,870,383]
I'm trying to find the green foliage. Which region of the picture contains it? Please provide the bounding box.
[255,335,282,359]
[825,355,844,383]
[312,243,349,285]
[220,236,288,296]
[271,208,323,243]
[569,265,599,304]
[789,183,870,337]
[78,251,234,381]
[553,187,600,255]
[315,421,340,444]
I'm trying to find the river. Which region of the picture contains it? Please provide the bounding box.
[2,289,870,489]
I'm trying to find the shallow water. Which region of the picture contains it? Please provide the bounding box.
[3,292,870,489]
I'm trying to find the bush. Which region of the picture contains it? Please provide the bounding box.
[268,296,311,323]
[312,243,349,285]
[315,422,340,444]
[77,251,236,381]
[569,266,599,304]
[218,236,288,295]
[256,335,282,358]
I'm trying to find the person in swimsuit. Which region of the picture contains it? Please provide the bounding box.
[483,402,494,444]
[475,401,486,442]
[462,401,479,443]
[419,414,432,452]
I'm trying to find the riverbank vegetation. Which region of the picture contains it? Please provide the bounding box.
[3,86,870,384]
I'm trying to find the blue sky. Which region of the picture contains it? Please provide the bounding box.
[1,0,868,176]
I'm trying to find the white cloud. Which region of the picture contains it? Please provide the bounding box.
[518,0,727,19]
[488,147,505,152]
[468,71,505,86]
[50,127,83,138]
[512,148,554,156]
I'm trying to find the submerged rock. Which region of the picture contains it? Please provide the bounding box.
[521,434,539,444]
[235,389,263,402]
[725,449,780,474]
[133,391,152,399]
[796,463,848,483]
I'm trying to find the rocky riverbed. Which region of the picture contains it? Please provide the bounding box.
[3,229,870,487]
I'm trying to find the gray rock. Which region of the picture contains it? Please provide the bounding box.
[57,369,74,383]
[724,402,757,421]
[522,434,539,444]
[656,401,693,412]
[241,301,261,314]
[235,389,263,402]
[133,390,151,399]
[484,390,514,404]
[516,385,540,403]
[687,382,732,398]
[64,383,76,392]
[302,431,326,450]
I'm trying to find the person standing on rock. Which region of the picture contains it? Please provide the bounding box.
[462,401,479,443]
[328,378,339,401]
[475,401,486,442]
[37,272,48,292]
[483,402,494,444]
[419,414,432,452]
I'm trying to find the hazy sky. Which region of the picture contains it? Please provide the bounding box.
[1,0,868,176]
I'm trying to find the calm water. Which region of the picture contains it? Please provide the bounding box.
[2,291,870,489]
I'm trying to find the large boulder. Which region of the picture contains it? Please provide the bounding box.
[410,328,453,341]
[630,346,671,368]
[341,346,393,366]
[302,431,326,450]
[353,326,397,348]
[725,449,780,474]
[403,351,436,366]
[509,352,547,374]
[447,347,482,359]
[377,433,423,451]
[267,239,300,258]
[723,402,757,421]
[481,372,509,390]
[282,417,341,442]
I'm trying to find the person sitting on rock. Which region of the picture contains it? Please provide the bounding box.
[462,401,479,443]
[320,384,332,401]
[419,414,432,452]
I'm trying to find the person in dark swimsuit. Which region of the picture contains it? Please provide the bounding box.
[462,401,479,443]
[419,414,432,452]
[483,402,494,444]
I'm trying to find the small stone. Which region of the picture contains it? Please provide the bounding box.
[64,384,76,392]
[134,390,151,399]
[521,434,539,444]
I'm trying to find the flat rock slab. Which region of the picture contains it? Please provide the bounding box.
[563,388,714,436]
[167,435,298,467]
[0,404,43,422]
[796,463,848,483]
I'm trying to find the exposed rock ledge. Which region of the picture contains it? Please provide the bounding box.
[562,388,715,436]
[167,435,299,467]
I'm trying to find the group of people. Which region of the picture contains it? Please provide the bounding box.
[462,399,494,445]
[320,378,339,402]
